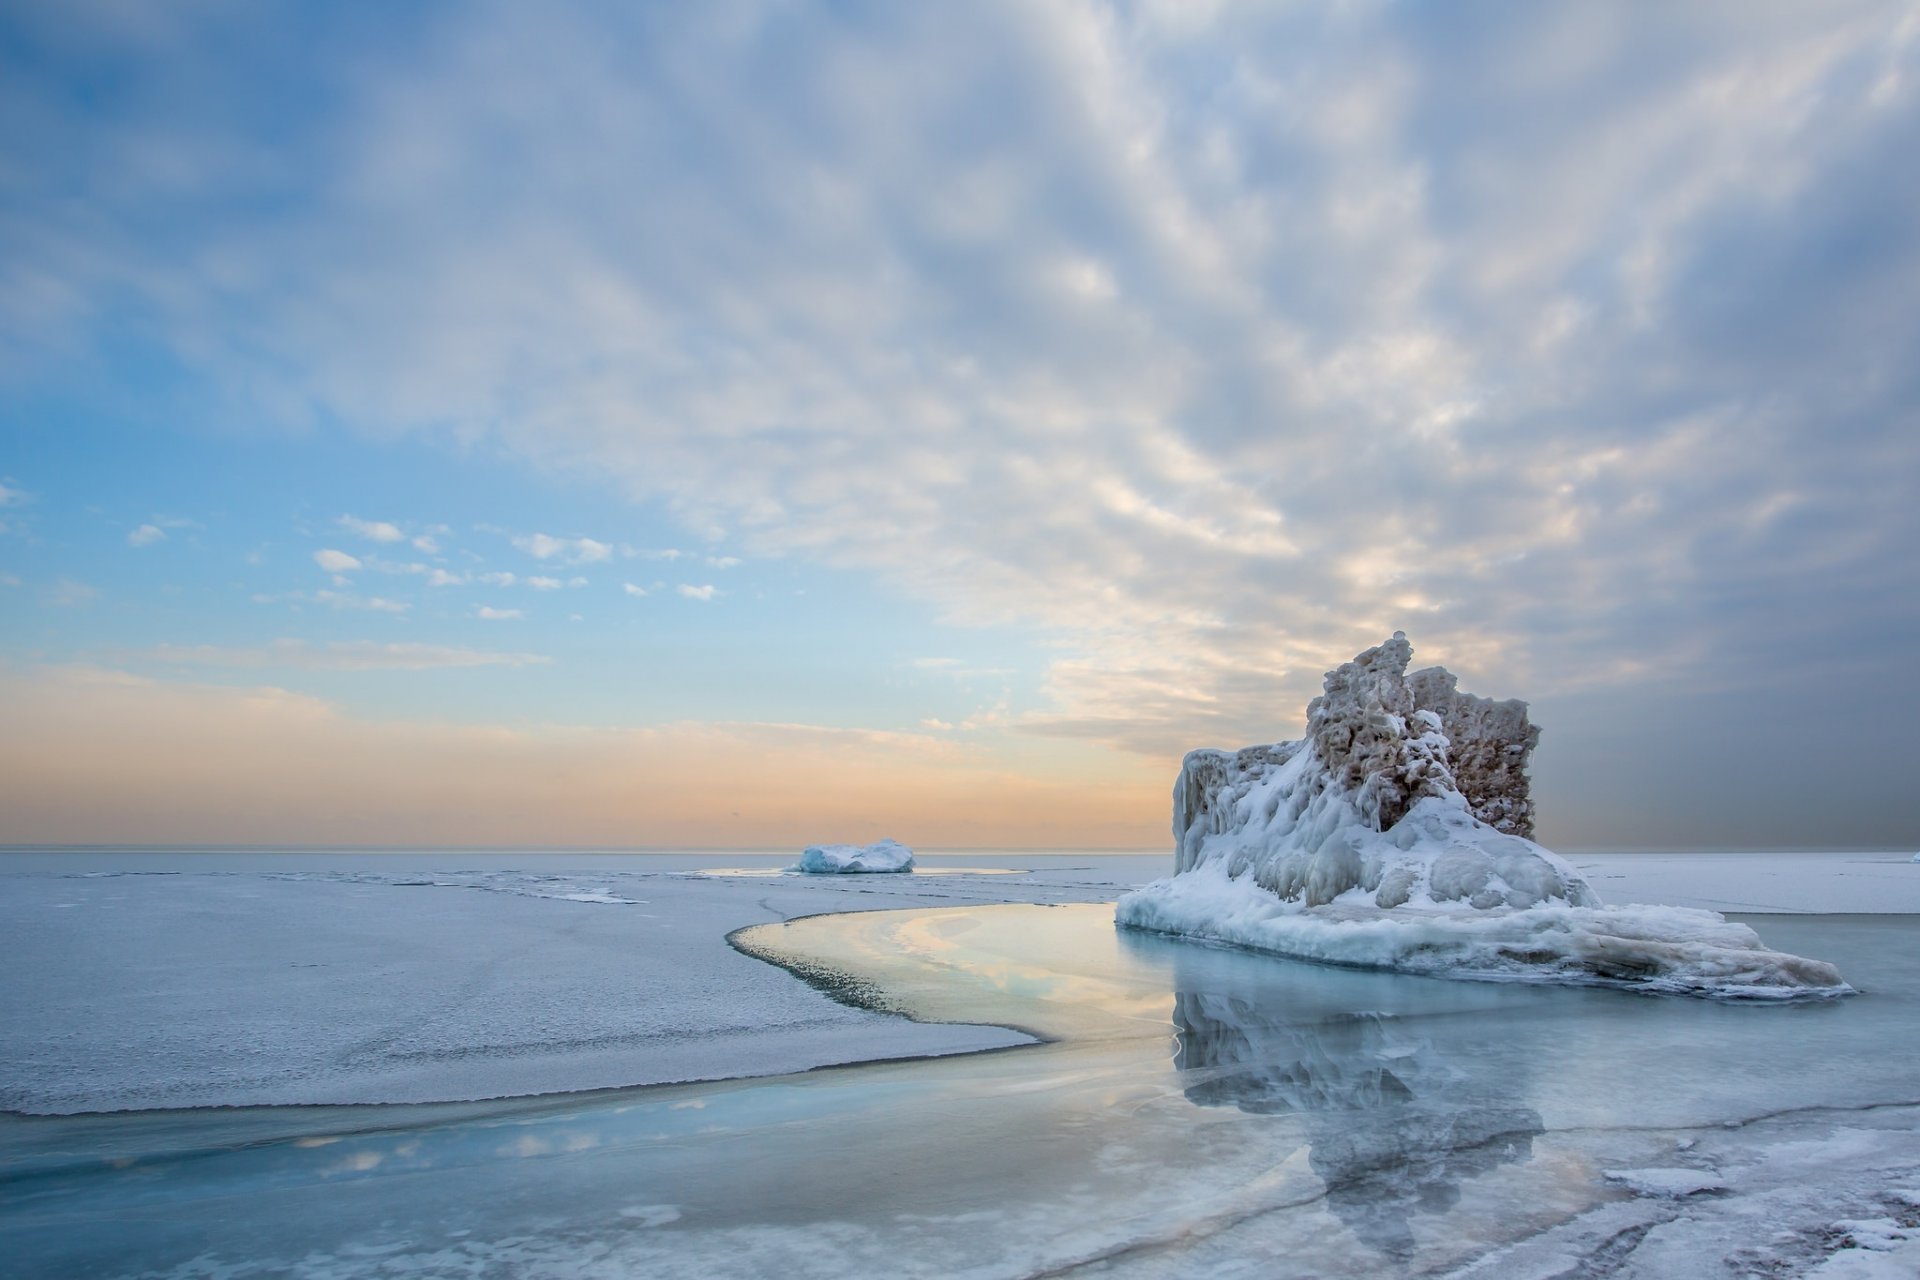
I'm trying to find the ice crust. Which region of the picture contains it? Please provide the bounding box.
[1118,633,1851,999]
[791,838,915,874]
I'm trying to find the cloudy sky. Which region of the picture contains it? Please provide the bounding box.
[3,0,1916,849]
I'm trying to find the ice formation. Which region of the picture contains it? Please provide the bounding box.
[790,838,915,874]
[1117,634,1851,998]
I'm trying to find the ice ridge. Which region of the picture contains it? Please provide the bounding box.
[1119,633,1850,999]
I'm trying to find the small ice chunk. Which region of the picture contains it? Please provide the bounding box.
[1603,1167,1728,1198]
[617,1205,682,1227]
[790,839,915,875]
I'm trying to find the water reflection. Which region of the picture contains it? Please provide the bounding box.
[1169,965,1544,1261]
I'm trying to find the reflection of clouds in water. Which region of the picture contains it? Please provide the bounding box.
[1172,987,1543,1263]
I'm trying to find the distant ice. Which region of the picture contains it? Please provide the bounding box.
[1118,634,1850,998]
[792,838,915,874]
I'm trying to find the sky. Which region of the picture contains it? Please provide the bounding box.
[2,0,1917,850]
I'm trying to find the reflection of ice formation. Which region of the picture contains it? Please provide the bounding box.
[1119,634,1850,998]
[790,839,915,874]
[1174,989,1543,1262]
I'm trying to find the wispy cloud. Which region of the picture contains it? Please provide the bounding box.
[129,640,551,670]
[622,582,647,597]
[513,533,611,565]
[337,515,404,543]
[127,523,166,548]
[676,584,718,602]
[474,605,524,620]
[299,589,409,614]
[49,579,97,607]
[313,549,362,573]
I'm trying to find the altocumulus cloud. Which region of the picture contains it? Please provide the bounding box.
[4,1,1919,838]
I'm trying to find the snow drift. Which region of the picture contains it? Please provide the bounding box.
[1116,634,1850,999]
[791,838,915,874]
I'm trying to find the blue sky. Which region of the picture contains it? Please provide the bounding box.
[2,1,1917,848]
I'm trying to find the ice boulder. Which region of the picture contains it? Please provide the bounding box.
[1117,634,1850,999]
[791,839,915,874]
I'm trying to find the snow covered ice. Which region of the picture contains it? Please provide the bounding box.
[4,855,1917,1279]
[1117,633,1851,998]
[791,838,915,874]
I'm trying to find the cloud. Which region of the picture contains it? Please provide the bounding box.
[308,589,408,614]
[622,582,647,596]
[49,579,97,607]
[526,575,563,590]
[474,605,523,620]
[127,523,166,547]
[8,1,1920,813]
[913,657,1013,681]
[513,533,612,564]
[338,515,405,543]
[676,584,718,602]
[0,481,24,506]
[313,549,362,573]
[129,640,551,670]
[427,568,467,586]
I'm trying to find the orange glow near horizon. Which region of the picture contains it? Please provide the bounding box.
[0,666,1174,849]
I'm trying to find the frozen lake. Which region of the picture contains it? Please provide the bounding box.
[3,849,1919,1276]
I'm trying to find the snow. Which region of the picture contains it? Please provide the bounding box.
[1118,634,1851,998]
[0,850,1145,1113]
[791,838,915,873]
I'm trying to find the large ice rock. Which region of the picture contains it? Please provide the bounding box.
[790,839,915,874]
[1118,634,1850,999]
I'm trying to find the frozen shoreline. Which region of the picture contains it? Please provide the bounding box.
[0,851,1146,1114]
[3,864,1919,1279]
[3,848,1917,1114]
